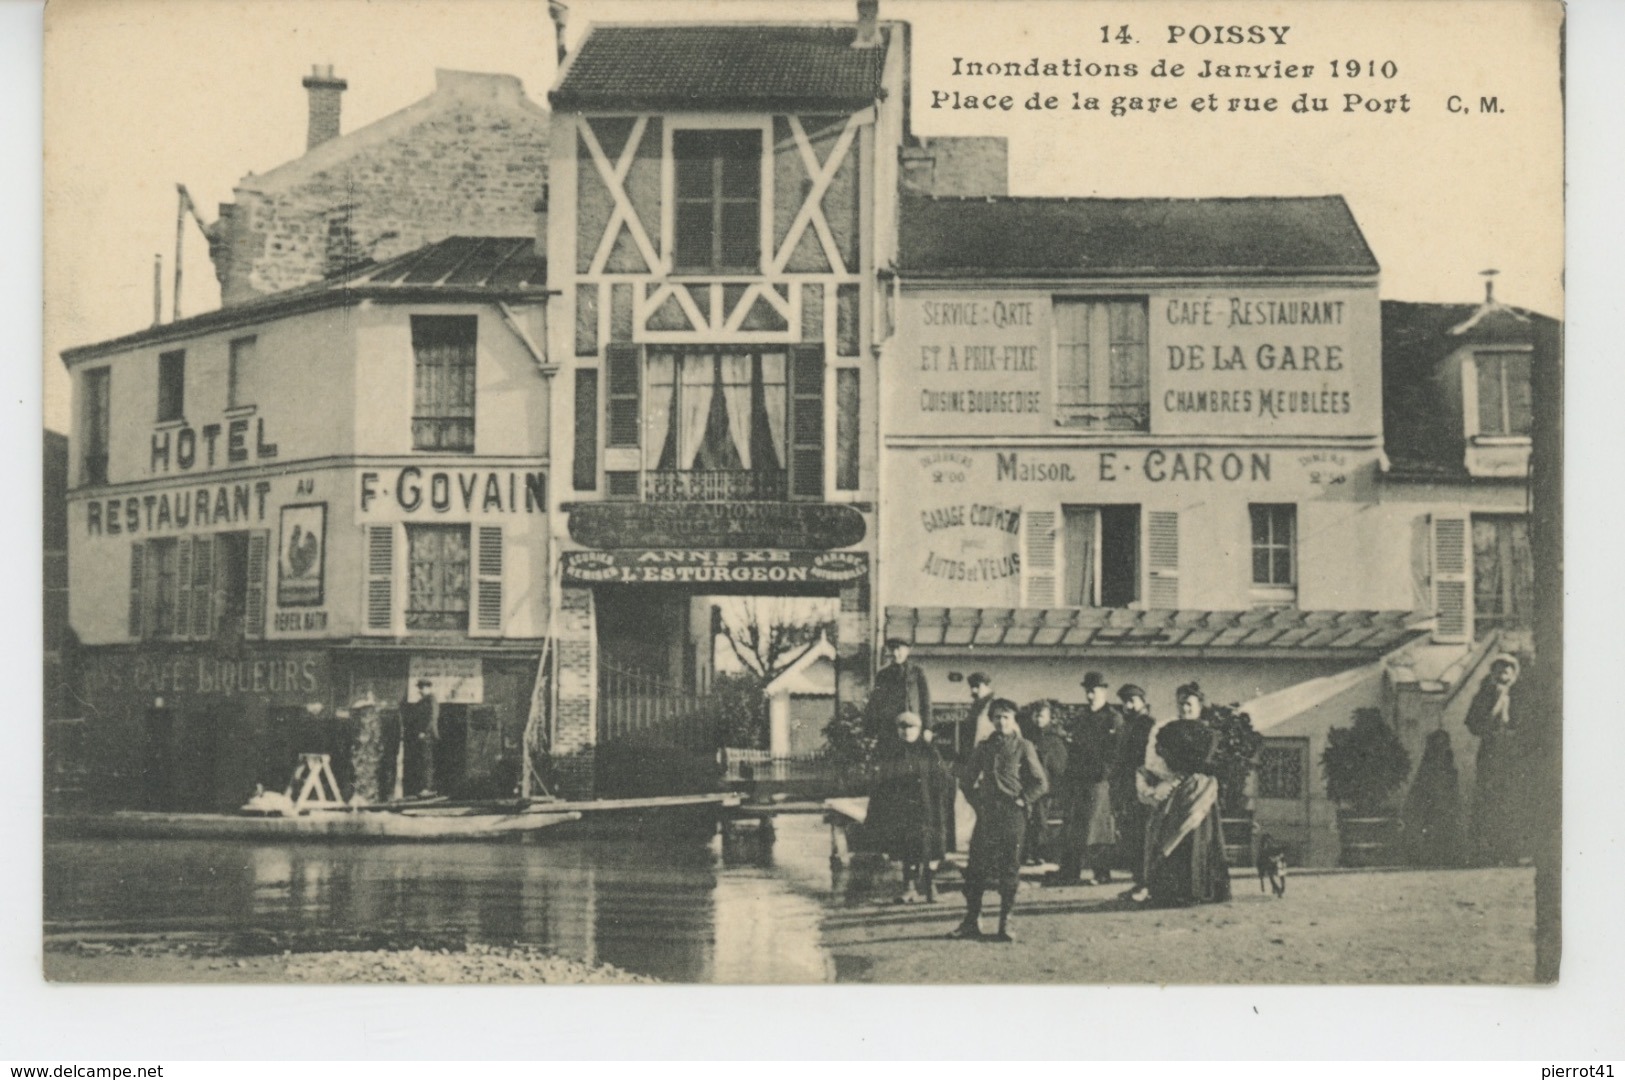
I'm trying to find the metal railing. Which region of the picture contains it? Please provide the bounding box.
[719,747,830,783]
[643,468,787,502]
[1055,402,1151,431]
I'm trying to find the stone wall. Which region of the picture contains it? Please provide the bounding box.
[552,586,597,798]
[214,72,550,306]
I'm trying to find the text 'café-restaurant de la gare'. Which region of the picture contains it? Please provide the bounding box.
[58,3,1542,862]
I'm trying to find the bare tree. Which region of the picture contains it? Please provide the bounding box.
[715,597,838,680]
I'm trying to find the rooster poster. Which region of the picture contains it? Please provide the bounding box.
[277,502,326,607]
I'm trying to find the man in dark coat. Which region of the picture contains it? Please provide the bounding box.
[938,671,995,762]
[1109,684,1157,884]
[1047,671,1123,886]
[864,638,933,739]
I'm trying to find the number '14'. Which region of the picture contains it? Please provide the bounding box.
[1101,25,1133,44]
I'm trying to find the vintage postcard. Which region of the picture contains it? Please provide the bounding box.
[41,0,1563,988]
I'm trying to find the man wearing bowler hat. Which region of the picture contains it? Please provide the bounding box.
[1047,670,1123,886]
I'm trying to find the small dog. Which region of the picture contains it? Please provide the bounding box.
[1255,833,1288,898]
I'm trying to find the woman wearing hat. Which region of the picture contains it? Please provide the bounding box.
[1127,681,1204,902]
[1140,718,1232,907]
[1464,653,1529,866]
[1109,684,1156,887]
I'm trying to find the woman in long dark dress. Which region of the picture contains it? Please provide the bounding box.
[1464,653,1528,866]
[1141,719,1231,907]
[867,711,955,903]
[1401,728,1465,867]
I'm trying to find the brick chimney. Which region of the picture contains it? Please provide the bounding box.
[534,185,549,257]
[549,1,569,66]
[302,64,347,150]
[853,0,881,48]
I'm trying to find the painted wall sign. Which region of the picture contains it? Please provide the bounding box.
[82,649,329,701]
[150,416,278,474]
[561,549,869,585]
[273,610,329,633]
[359,468,546,517]
[567,502,867,551]
[83,479,273,537]
[277,502,326,607]
[892,287,1380,438]
[407,655,485,704]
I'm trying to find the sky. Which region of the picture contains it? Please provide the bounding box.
[42,0,1565,433]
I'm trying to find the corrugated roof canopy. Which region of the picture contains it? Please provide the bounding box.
[551,25,888,110]
[899,195,1380,278]
[885,606,1427,657]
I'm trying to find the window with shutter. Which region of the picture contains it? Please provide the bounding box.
[243,530,269,639]
[128,543,145,639]
[364,524,396,634]
[573,368,599,490]
[1431,513,1471,643]
[1023,508,1057,606]
[191,535,214,639]
[605,345,641,448]
[474,525,504,636]
[173,537,194,639]
[789,345,824,500]
[1147,510,1180,609]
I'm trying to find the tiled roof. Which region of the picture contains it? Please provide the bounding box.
[898,195,1379,278]
[1380,299,1558,481]
[63,237,547,362]
[551,25,889,110]
[885,606,1428,656]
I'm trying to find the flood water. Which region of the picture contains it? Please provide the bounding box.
[43,814,843,983]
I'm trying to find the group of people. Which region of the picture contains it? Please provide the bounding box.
[862,638,1231,943]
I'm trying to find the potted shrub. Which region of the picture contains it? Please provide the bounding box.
[1321,707,1412,866]
[1204,702,1265,861]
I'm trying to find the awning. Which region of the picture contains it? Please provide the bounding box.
[884,606,1430,660]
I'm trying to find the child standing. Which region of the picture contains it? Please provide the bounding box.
[949,698,1049,943]
[867,711,955,903]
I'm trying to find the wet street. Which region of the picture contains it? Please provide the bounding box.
[44,814,843,983]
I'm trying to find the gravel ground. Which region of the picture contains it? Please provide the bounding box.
[43,935,655,984]
[822,865,1537,984]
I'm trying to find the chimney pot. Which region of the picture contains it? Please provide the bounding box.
[854,0,881,48]
[1481,268,1499,304]
[549,1,569,66]
[301,64,348,150]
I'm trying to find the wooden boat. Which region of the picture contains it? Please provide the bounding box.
[47,805,582,843]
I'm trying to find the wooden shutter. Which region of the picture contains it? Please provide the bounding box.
[473,525,504,636]
[1431,512,1472,643]
[191,535,214,639]
[364,524,396,635]
[173,536,193,639]
[835,367,860,491]
[604,344,641,448]
[243,529,269,640]
[128,542,145,639]
[573,368,599,491]
[789,345,825,499]
[1023,508,1057,606]
[1147,510,1180,609]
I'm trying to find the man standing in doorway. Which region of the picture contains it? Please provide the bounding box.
[1048,671,1123,886]
[865,637,933,740]
[940,671,997,762]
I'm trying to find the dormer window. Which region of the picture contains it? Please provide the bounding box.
[673,129,762,274]
[1473,350,1531,438]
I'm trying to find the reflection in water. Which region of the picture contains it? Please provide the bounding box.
[43,816,842,984]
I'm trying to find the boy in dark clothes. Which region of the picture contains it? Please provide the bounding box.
[1023,700,1069,864]
[948,698,1049,943]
